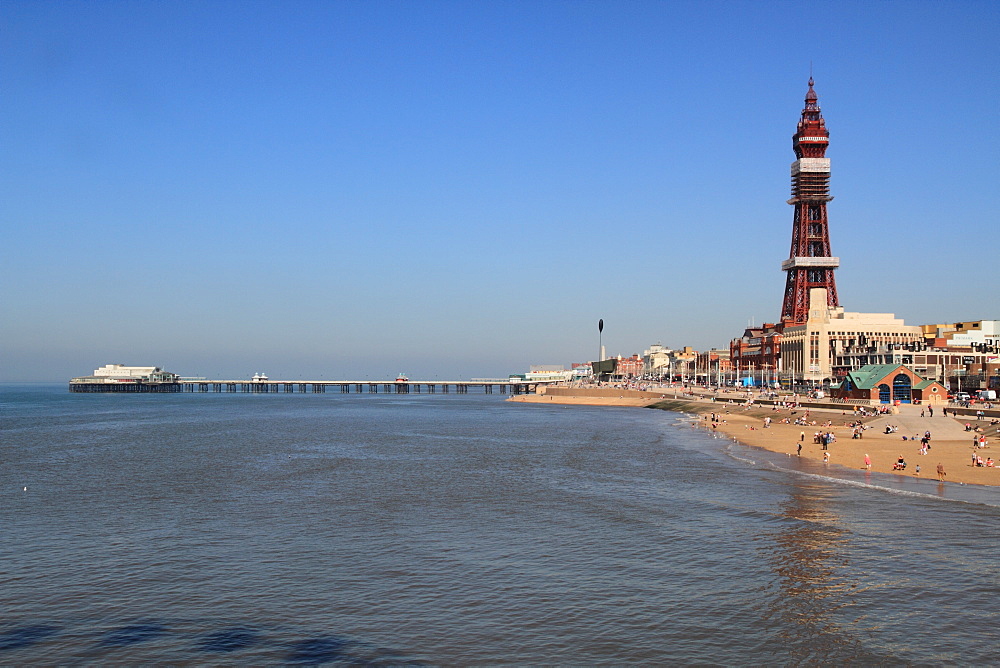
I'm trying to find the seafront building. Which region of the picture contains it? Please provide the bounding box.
[642,344,673,376]
[831,341,998,393]
[513,364,593,383]
[779,288,924,385]
[832,364,948,405]
[730,326,783,386]
[922,320,1000,350]
[70,364,180,386]
[725,80,1000,393]
[694,348,733,385]
[658,347,698,381]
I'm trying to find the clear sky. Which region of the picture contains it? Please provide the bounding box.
[2,0,998,382]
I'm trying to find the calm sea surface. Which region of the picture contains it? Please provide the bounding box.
[2,384,999,665]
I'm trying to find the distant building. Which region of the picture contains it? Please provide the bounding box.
[614,355,644,379]
[730,326,782,386]
[695,348,733,385]
[94,364,161,378]
[642,343,673,376]
[72,364,179,386]
[641,345,700,381]
[523,365,574,382]
[921,320,1000,349]
[591,359,617,382]
[670,347,698,381]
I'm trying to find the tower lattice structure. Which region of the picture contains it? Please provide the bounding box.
[780,78,839,325]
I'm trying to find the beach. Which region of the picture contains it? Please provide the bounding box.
[509,386,1000,487]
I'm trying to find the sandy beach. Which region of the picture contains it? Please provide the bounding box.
[509,386,1000,487]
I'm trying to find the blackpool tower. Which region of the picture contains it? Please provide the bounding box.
[780,78,839,325]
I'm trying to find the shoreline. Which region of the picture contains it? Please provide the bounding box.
[508,387,1000,488]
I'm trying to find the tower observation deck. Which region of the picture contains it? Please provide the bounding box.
[780,77,839,325]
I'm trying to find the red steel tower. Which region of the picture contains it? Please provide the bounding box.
[780,78,839,325]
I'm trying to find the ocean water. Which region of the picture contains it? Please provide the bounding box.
[2,384,999,665]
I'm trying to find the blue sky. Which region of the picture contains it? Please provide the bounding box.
[2,0,998,382]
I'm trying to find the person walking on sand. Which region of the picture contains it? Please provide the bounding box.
[864,453,871,470]
[937,463,946,481]
[797,442,802,457]
[928,405,934,417]
[915,464,920,476]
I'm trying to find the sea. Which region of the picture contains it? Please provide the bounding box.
[2,384,999,665]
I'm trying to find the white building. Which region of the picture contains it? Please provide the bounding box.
[922,320,1000,349]
[642,343,673,376]
[524,365,574,382]
[780,289,925,384]
[73,364,179,385]
[94,364,161,378]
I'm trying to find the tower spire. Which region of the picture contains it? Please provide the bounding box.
[780,78,839,325]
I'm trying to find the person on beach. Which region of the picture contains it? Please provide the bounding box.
[823,451,830,463]
[864,453,871,470]
[915,464,921,476]
[928,405,934,417]
[937,463,946,481]
[797,443,802,456]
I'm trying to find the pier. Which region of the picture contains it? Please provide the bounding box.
[69,378,542,394]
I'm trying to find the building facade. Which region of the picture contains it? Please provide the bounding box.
[780,289,924,385]
[642,344,673,377]
[72,364,179,386]
[833,364,948,405]
[730,326,783,386]
[922,320,1000,350]
[694,348,733,385]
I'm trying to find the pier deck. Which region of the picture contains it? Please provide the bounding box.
[70,379,540,394]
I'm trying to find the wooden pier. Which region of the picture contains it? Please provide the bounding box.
[69,379,540,395]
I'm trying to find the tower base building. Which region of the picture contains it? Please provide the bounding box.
[779,289,924,385]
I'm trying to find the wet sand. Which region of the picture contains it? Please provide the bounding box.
[509,388,1000,487]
